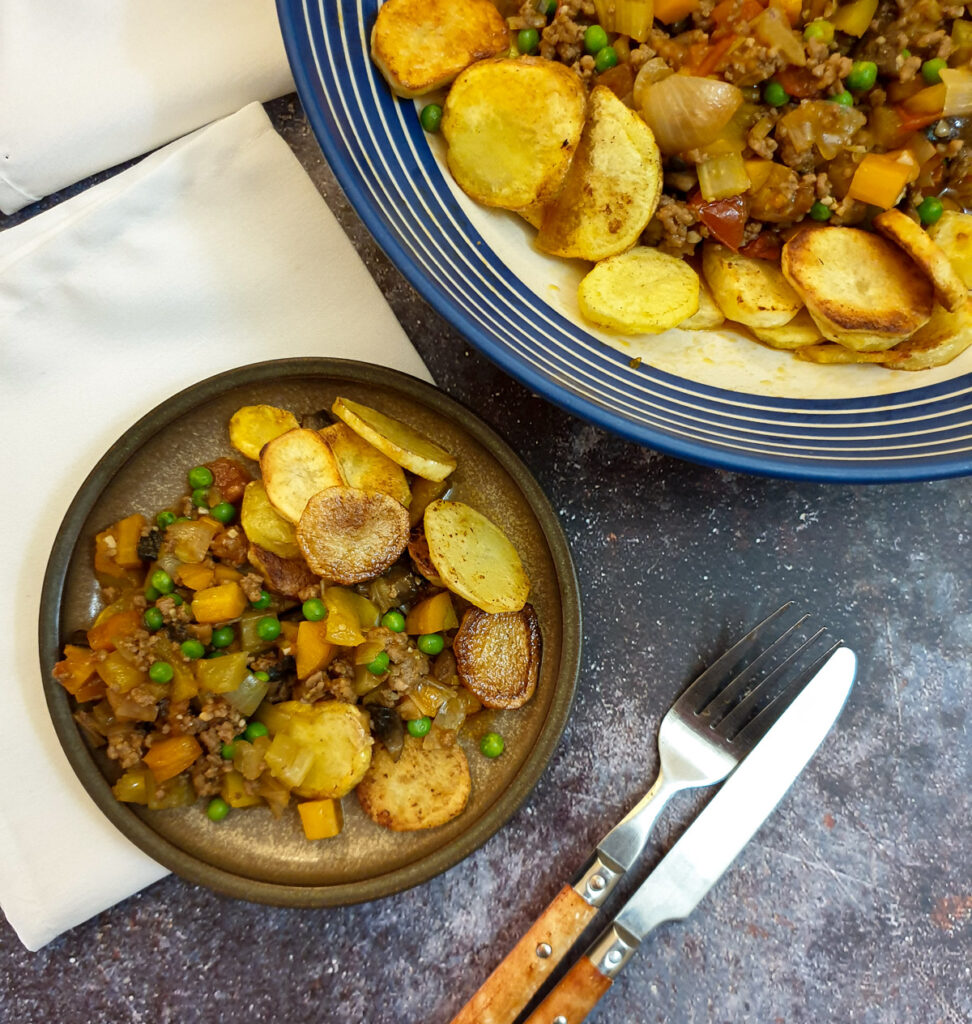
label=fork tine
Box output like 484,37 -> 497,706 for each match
697,614 -> 811,725
680,603 -> 794,712
731,640 -> 844,747
713,628 -> 829,742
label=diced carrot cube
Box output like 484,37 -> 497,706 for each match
87,609 -> 141,651
405,591 -> 458,635
114,514 -> 147,569
213,564 -> 244,584
177,561 -> 216,590
653,0 -> 700,21
297,799 -> 343,840
296,620 -> 335,679
53,645 -> 99,695
143,734 -> 203,783
190,582 -> 247,623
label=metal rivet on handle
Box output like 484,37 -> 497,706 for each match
536,942 -> 552,959
589,874 -> 606,891
553,1017 -> 568,1024
606,950 -> 622,967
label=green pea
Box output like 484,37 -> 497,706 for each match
250,589 -> 272,610
541,0 -> 556,14
148,661 -> 174,684
900,49 -> 911,59
762,80 -> 790,107
210,502 -> 235,525
143,607 -> 164,631
253,670 -> 270,682
256,616 -> 281,641
594,45 -> 618,73
211,625 -> 235,648
150,569 -> 174,595
171,594 -> 184,606
417,633 -> 445,655
205,650 -> 226,659
191,487 -> 210,508
517,28 -> 540,54
244,721 -> 269,742
366,651 -> 390,676
846,60 -> 877,91
809,201 -> 832,221
921,58 -> 947,85
803,20 -> 832,42
206,797 -> 230,822
381,610 -> 406,633
584,24 -> 608,55
187,465 -> 214,490
419,104 -> 442,133
480,732 -> 505,758
407,716 -> 432,738
220,742 -> 236,760
144,585 -> 161,603
180,639 -> 206,660
829,90 -> 854,106
156,510 -> 176,529
917,196 -> 944,226
302,598 -> 327,621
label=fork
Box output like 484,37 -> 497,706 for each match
450,603 -> 833,1024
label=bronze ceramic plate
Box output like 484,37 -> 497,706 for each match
39,359 -> 581,906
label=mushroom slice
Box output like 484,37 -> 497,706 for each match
454,604 -> 541,709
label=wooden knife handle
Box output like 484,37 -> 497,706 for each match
450,885 -> 598,1024
521,954 -> 613,1024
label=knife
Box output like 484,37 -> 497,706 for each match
520,644 -> 857,1024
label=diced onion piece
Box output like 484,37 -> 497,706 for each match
632,58 -> 673,113
698,151 -> 751,201
942,69 -> 972,117
594,0 -> 654,42
754,7 -> 806,66
223,673 -> 270,717
638,75 -> 743,155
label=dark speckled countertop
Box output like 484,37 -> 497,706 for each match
2,98 -> 970,1024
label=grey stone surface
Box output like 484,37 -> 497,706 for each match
1,97 -> 970,1024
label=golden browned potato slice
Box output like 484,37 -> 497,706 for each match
882,299 -> 972,371
442,57 -> 586,211
536,85 -> 663,261
297,486 -> 409,584
751,309 -> 823,350
319,422 -> 411,508
703,242 -> 803,330
408,476 -> 450,528
331,397 -> 456,481
678,278 -> 725,331
248,542 -> 320,598
424,500 -> 530,613
929,211 -> 972,289
517,201 -> 546,230
229,405 -> 300,461
370,0 -> 510,99
578,247 -> 699,334
260,428 -> 344,524
454,605 -> 541,709
796,344 -> 888,365
782,226 -> 934,351
240,481 -> 301,559
873,209 -> 967,313
407,523 -> 444,585
356,734 -> 471,831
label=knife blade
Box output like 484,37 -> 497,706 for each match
522,644 -> 857,1024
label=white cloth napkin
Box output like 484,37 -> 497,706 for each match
0,101 -> 431,951
0,0 -> 295,214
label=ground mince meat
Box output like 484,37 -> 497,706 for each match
106,726 -> 146,769
239,572 -> 266,603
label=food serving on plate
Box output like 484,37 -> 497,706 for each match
370,0 -> 972,370
53,398 -> 540,840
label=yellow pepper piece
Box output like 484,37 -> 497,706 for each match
112,769 -> 151,804
297,798 -> 344,840
191,582 -> 247,623
221,769 -> 263,808
176,561 -> 215,591
831,0 -> 878,37
114,514 -> 148,569
324,587 -> 366,646
214,563 -> 244,584
405,591 -> 458,635
143,734 -> 203,783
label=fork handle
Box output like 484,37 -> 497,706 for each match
520,954 -> 613,1024
449,885 -> 598,1024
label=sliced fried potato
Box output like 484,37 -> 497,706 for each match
424,500 -> 529,613
795,344 -> 889,365
873,209 -> 967,313
782,226 -> 933,350
678,278 -> 725,331
578,247 -> 699,334
454,604 -> 541,709
882,299 -> 972,371
409,476 -> 450,528
260,428 -> 344,524
240,481 -> 300,559
356,734 -> 470,831
929,211 -> 972,289
248,542 -> 320,598
442,56 -> 587,210
370,0 -> 510,99
319,422 -> 411,508
331,397 -> 456,482
751,309 -> 823,350
297,486 -> 409,584
229,405 -> 300,461
536,85 -> 663,261
408,523 -> 444,585
703,242 -> 803,330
